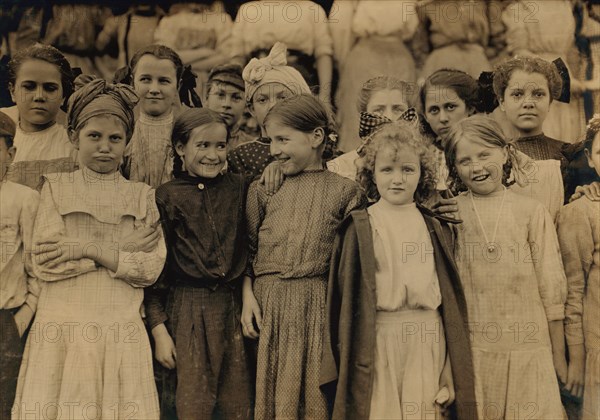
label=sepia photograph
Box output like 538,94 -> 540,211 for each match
0,0 -> 599,419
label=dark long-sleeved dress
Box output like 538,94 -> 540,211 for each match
144,172 -> 253,420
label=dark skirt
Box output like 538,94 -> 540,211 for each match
159,285 -> 254,420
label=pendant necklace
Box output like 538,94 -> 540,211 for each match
469,186 -> 507,254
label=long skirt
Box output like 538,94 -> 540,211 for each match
253,276 -> 329,420
369,310 -> 446,420
335,36 -> 417,152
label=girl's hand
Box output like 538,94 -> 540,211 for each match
259,161 -> 284,196
570,182 -> 600,202
119,226 -> 160,253
241,288 -> 262,339
565,344 -> 585,399
431,196 -> 459,219
152,324 -> 177,370
437,355 -> 455,417
554,351 -> 568,384
32,235 -> 84,267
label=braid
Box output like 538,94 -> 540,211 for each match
172,151 -> 184,179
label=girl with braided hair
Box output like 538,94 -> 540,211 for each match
144,107 -> 253,419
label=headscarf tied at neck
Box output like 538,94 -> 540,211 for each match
242,42 -> 311,102
67,78 -> 139,135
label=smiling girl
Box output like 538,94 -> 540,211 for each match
145,108 -> 253,419
242,94 -> 366,419
13,79 -> 166,419
444,115 -> 567,420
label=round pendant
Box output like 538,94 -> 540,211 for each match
198,183 -> 205,190
487,243 -> 496,253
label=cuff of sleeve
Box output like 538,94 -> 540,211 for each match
24,294 -> 38,313
147,312 -> 169,331
314,47 -> 333,58
565,322 -> 585,346
110,251 -> 137,280
546,304 -> 565,322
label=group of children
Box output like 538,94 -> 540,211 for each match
0,30 -> 599,420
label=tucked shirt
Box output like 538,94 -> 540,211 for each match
246,170 -> 367,280
368,200 -> 441,311
145,172 -> 247,329
0,180 -> 40,311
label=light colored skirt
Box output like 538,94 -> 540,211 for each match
336,37 -> 417,152
370,309 -> 446,420
583,348 -> 600,420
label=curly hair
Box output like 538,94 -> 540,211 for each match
584,114 -> 600,152
444,115 -> 515,192
264,93 -> 339,161
171,108 -> 229,178
356,122 -> 437,204
8,44 -> 74,103
493,56 -> 562,102
357,76 -> 416,113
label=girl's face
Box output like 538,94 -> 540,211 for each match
176,122 -> 228,178
205,82 -> 246,128
251,83 -> 294,129
133,55 -> 178,117
74,115 -> 127,174
366,89 -> 408,121
10,59 -> 63,133
374,145 -> 420,206
266,119 -> 323,176
500,70 -> 551,137
0,139 -> 15,181
424,86 -> 471,139
453,136 -> 508,196
585,132 -> 600,177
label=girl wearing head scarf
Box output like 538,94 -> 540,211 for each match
12,79 -> 166,420
227,42 -> 311,184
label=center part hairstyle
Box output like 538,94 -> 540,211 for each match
357,76 -> 415,112
9,43 -> 75,106
419,68 -> 480,114
444,115 -> 525,192
263,93 -> 338,161
356,121 -> 437,203
171,108 -> 229,178
113,44 -> 202,107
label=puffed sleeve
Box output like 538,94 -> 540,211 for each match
556,201 -> 593,346
20,188 -> 41,312
528,202 -> 567,321
312,3 -> 333,58
32,182 -> 97,282
245,180 -> 269,279
109,188 -> 167,288
329,0 -> 358,69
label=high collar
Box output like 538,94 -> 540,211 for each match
139,111 -> 174,125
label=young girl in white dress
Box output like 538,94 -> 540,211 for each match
13,79 -> 166,419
